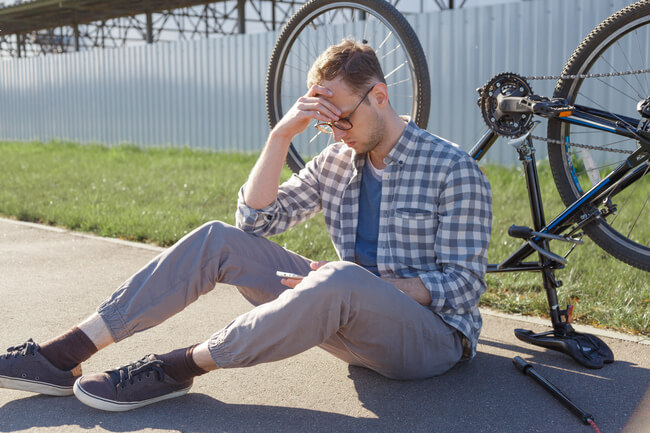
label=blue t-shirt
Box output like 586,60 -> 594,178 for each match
354,157 -> 382,276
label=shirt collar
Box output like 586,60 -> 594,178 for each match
384,116 -> 417,167
349,116 -> 417,170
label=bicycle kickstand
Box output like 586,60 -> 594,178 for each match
513,262 -> 614,369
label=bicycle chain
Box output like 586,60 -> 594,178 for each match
524,68 -> 650,81
530,135 -> 633,154
523,69 -> 648,153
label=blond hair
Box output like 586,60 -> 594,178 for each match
307,39 -> 386,96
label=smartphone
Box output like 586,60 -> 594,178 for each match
276,271 -> 305,279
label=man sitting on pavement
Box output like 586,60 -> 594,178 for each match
0,39 -> 492,412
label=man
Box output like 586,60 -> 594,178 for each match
0,39 -> 491,412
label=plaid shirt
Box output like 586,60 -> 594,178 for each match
236,120 -> 492,358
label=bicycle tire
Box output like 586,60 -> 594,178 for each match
266,0 -> 430,174
547,0 -> 650,271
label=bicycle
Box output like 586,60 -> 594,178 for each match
265,0 -> 650,369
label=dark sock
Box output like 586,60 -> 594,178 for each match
39,326 -> 98,371
157,344 -> 209,384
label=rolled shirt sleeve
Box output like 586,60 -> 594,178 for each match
235,154 -> 324,237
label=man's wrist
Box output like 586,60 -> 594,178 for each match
383,277 -> 432,306
268,126 -> 296,146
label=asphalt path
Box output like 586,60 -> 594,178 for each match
0,218 -> 648,433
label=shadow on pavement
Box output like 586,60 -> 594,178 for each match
0,393 -> 377,433
0,350 -> 647,433
351,347 -> 650,432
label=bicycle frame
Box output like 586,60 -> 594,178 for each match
468,104 -> 649,367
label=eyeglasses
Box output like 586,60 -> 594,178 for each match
315,84 -> 377,134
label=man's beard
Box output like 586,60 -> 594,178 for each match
356,110 -> 385,155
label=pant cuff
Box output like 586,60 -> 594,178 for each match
96,299 -> 133,343
207,327 -> 234,369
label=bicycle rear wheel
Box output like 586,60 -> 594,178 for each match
547,0 -> 650,271
266,0 -> 430,173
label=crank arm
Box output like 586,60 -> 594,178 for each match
526,240 -> 567,266
508,225 -> 584,244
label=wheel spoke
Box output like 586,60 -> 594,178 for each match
626,188 -> 649,241
633,30 -> 650,95
384,60 -> 408,79
380,44 -> 401,59
608,163 -> 650,237
592,75 -> 639,104
376,31 -> 393,53
387,77 -> 411,87
612,41 -> 647,99
282,61 -> 309,75
580,90 -> 640,132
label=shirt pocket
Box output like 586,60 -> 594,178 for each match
390,207 -> 438,269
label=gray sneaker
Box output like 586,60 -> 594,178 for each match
73,354 -> 192,412
0,338 -> 82,396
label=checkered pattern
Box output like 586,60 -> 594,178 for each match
236,120 -> 492,358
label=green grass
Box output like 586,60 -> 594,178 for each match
0,140 -> 648,336
0,141 -> 337,258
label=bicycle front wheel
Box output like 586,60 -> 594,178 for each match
266,0 -> 430,173
547,0 -> 650,271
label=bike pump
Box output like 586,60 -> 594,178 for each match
513,356 -> 601,432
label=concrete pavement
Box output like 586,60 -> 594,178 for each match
0,217 -> 648,433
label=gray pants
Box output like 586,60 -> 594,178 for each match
97,221 -> 462,380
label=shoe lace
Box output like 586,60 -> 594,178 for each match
1,338 -> 39,359
108,356 -> 168,389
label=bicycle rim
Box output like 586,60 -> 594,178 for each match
548,0 -> 650,270
266,0 -> 430,173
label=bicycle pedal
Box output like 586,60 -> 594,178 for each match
508,224 -> 533,239
531,98 -> 574,117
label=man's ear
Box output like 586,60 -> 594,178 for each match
372,82 -> 389,107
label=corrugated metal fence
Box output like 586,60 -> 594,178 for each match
1,33 -> 276,153
0,0 -> 638,163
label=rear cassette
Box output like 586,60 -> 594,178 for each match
478,73 -> 534,137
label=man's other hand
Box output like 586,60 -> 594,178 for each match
383,277 -> 432,306
280,260 -> 329,288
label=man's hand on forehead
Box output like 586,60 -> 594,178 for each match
305,84 -> 341,122
311,84 -> 340,100
270,84 -> 341,140
310,84 -> 333,98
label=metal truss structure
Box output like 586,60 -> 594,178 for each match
0,0 -> 462,58
0,1 -> 308,57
